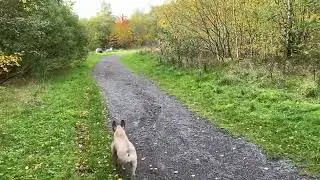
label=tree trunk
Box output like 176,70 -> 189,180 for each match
285,0 -> 294,58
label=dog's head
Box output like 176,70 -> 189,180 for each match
112,120 -> 125,132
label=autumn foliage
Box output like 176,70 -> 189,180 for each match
110,15 -> 133,48
84,7 -> 157,50
0,53 -> 22,79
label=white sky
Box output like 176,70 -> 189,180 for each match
74,0 -> 166,18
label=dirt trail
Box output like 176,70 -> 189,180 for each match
93,56 -> 310,180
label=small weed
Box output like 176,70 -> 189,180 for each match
218,74 -> 242,85
305,87 -> 320,98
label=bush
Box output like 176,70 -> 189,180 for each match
0,0 -> 88,82
218,74 -> 242,85
305,87 -> 320,98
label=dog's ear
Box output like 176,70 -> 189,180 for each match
120,120 -> 125,128
112,121 -> 117,132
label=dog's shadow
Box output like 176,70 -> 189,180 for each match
115,164 -> 136,180
112,151 -> 133,179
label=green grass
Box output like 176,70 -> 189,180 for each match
0,53 -> 115,179
121,52 -> 320,176
96,49 -> 139,57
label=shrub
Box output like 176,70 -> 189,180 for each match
0,0 -> 88,82
305,87 -> 320,98
218,74 -> 242,85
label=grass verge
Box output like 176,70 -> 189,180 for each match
121,52 -> 320,176
0,53 -> 114,179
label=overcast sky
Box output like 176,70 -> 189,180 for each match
74,0 -> 166,18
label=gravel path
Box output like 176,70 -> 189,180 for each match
93,56 -> 311,180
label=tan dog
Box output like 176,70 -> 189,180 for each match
111,120 -> 137,177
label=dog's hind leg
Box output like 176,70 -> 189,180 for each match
131,160 -> 137,177
111,143 -> 120,171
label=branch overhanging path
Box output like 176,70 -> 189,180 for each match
93,56 -> 310,180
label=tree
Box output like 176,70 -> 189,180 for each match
0,0 -> 88,82
152,0 -> 320,75
110,15 -> 133,48
83,1 -> 114,50
130,10 -> 157,47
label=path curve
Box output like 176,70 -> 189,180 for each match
94,56 -> 310,180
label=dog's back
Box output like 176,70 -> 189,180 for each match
112,120 -> 137,176
113,127 -> 137,164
